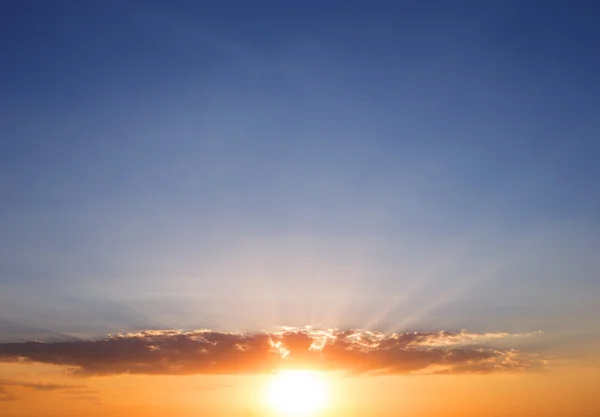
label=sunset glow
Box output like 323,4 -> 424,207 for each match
266,370 -> 329,416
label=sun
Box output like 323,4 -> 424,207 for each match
265,370 -> 329,416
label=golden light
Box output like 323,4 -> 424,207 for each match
265,370 -> 329,416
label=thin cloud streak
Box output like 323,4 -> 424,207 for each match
0,379 -> 90,403
0,379 -> 84,391
0,386 -> 16,402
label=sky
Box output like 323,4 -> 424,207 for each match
1,1 -> 600,416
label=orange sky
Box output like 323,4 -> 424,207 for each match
2,358 -> 600,417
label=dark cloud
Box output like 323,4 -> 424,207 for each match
0,328 -> 544,376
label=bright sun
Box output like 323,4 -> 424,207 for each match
265,370 -> 329,416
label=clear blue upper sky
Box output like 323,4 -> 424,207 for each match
1,1 -> 599,344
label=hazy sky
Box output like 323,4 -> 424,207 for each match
1,0 -> 599,348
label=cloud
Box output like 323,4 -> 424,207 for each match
0,386 -> 16,402
0,379 -> 84,391
0,379 -> 89,402
0,318 -> 82,343
65,394 -> 102,401
0,328 -> 544,376
63,393 -> 104,405
61,388 -> 104,404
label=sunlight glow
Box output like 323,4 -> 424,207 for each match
265,370 -> 329,417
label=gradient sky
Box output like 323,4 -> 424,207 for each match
1,1 -> 600,416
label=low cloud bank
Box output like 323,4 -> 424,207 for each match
0,328 -> 544,376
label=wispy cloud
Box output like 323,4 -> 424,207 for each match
61,387 -> 104,404
0,327 -> 544,376
0,378 -> 93,402
63,393 -> 104,405
0,386 -> 16,402
0,379 -> 84,391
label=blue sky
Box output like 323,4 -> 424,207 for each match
1,1 -> 599,347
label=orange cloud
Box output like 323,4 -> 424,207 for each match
0,328 -> 544,376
